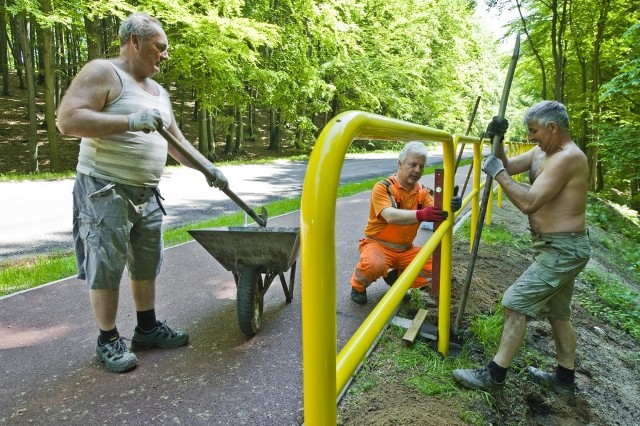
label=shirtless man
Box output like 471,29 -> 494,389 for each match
57,12 -> 228,373
452,101 -> 591,396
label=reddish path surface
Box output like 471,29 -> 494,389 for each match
0,166 -> 471,425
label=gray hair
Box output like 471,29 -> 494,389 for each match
398,141 -> 428,163
119,12 -> 162,46
523,100 -> 570,130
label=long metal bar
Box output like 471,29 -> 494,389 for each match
454,95 -> 481,175
158,127 -> 268,227
453,33 -> 521,334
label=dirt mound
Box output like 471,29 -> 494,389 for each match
338,201 -> 640,425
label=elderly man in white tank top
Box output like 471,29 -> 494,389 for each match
57,12 -> 227,373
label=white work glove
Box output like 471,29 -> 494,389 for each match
128,109 -> 163,132
481,154 -> 506,179
205,163 -> 229,190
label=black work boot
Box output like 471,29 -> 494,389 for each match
350,288 -> 367,304
527,366 -> 576,396
452,367 -> 504,391
383,269 -> 399,286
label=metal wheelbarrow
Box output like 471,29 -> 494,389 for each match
188,226 -> 300,337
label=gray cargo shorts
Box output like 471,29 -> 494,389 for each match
502,230 -> 591,321
72,173 -> 164,290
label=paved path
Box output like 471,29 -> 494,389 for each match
0,153 -> 435,262
0,159 -> 474,425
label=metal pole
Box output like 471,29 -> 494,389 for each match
454,95 -> 481,174
453,33 -> 521,335
158,126 -> 268,227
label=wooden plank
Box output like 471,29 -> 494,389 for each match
402,309 -> 428,345
391,316 -> 438,341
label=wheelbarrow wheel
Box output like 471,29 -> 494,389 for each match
236,267 -> 263,337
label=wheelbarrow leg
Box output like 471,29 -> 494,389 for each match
279,261 -> 296,303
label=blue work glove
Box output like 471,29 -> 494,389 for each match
485,116 -> 509,141
451,185 -> 462,212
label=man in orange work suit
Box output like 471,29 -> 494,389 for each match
350,141 -> 461,304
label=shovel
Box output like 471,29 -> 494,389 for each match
158,126 -> 268,227
453,33 -> 521,335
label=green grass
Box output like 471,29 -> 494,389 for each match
456,219 -> 529,250
0,253 -> 78,296
576,268 -> 640,341
0,170 -> 77,182
586,194 -> 640,280
346,197 -> 640,424
3,164 -> 440,297
1,157 -> 467,297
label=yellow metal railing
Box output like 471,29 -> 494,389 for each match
300,111 -> 490,425
300,110 -> 535,425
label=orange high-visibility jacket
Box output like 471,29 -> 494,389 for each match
364,175 -> 434,248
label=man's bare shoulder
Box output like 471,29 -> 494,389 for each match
547,142 -> 588,181
77,58 -> 114,75
554,142 -> 588,165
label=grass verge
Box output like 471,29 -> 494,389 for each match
0,160 -> 457,297
341,195 -> 640,424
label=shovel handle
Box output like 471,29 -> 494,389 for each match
157,126 -> 268,227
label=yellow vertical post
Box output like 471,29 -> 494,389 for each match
437,138 -> 455,356
301,112 -> 355,426
470,143 -> 482,252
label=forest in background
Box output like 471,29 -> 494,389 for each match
0,0 -> 638,211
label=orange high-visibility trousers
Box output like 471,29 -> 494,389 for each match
350,238 -> 432,292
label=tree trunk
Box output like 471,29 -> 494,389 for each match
234,107 -> 244,154
41,0 -> 59,171
550,0 -> 569,102
83,16 -> 103,60
587,0 -> 611,191
224,108 -> 234,155
248,94 -> 255,142
198,103 -> 208,158
586,145 -> 598,191
10,16 -> 24,88
268,109 -> 281,151
631,178 -> 640,212
206,110 -> 215,160
595,161 -> 604,192
16,12 -> 38,172
0,0 -> 10,95
516,0 -> 547,99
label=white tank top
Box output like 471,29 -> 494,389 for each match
76,60 -> 172,187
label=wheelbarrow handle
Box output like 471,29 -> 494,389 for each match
157,126 -> 268,227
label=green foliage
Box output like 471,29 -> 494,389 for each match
577,268 -> 640,341
590,123 -> 640,194
586,195 -> 640,278
600,21 -> 640,106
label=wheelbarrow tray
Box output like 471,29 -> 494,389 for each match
188,226 -> 300,274
188,226 -> 300,337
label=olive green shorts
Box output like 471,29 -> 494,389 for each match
502,231 -> 591,321
73,173 -> 164,290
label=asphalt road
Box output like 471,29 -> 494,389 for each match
0,151 -> 460,262
0,155 -> 475,425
